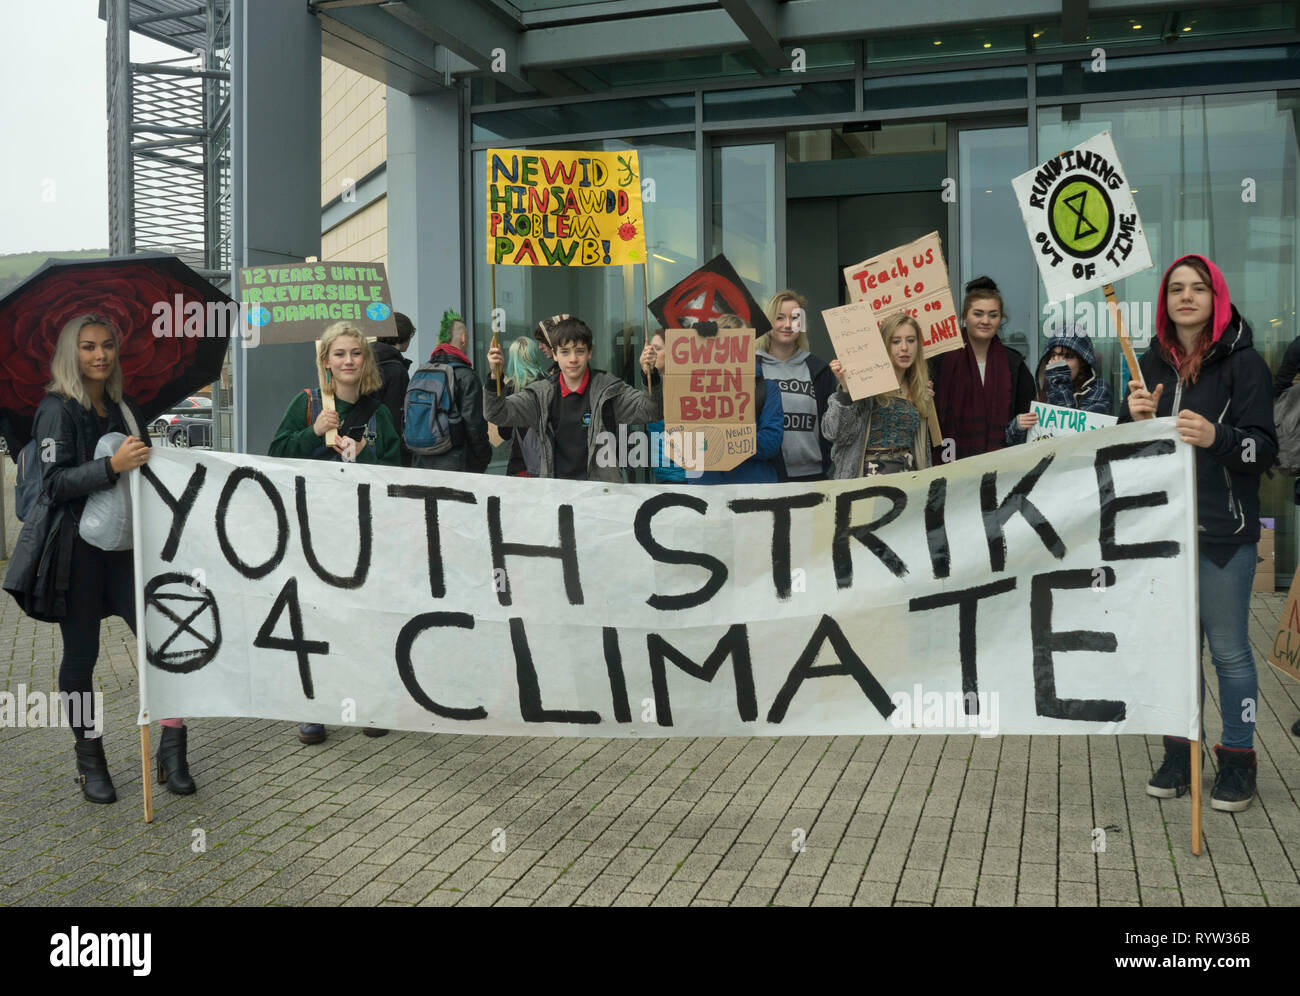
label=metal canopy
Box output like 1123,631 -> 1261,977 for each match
312,0 -> 1255,96
97,0 -> 212,51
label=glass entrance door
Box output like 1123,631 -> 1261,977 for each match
952,122 -> 1036,362
708,134 -> 783,307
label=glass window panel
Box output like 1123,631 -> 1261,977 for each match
866,65 -> 1027,111
703,80 -> 855,122
787,122 -> 946,163
710,143 -> 777,307
1037,47 -> 1300,98
472,135 -> 699,472
1175,3 -> 1298,41
1033,12 -> 1165,51
866,25 -> 1025,66
958,127 -> 1036,361
472,94 -> 694,142
1032,3 -> 1297,49
1039,92 -> 1300,575
577,51 -> 760,90
773,41 -> 857,76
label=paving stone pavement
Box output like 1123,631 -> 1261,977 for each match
2,574 -> 1299,907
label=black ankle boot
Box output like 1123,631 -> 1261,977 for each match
74,738 -> 117,804
157,725 -> 197,795
1146,735 -> 1192,798
1211,745 -> 1257,812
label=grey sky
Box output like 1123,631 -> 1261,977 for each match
0,1 -> 176,255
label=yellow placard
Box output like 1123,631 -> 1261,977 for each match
486,148 -> 645,266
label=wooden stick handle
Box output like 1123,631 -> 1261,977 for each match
491,265 -> 501,396
927,407 -> 943,448
1191,735 -> 1202,854
642,261 -> 653,385
315,338 -> 337,447
141,724 -> 154,824
1104,283 -> 1146,393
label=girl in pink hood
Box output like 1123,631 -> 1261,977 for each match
1122,254 -> 1277,812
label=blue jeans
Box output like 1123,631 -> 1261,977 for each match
1199,543 -> 1258,749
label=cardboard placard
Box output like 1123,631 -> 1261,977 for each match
1026,401 -> 1118,441
822,301 -> 899,401
1269,567 -> 1300,682
1254,528 -> 1275,594
486,148 -> 645,266
237,261 -> 396,346
842,232 -> 963,359
1011,130 -> 1153,304
649,254 -> 771,337
662,327 -> 756,473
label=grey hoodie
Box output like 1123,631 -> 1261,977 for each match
758,348 -> 823,477
483,368 -> 662,482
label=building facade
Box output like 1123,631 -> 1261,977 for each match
233,1 -> 1300,575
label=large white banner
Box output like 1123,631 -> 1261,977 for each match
131,419 -> 1198,739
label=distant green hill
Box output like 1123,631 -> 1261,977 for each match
0,250 -> 110,296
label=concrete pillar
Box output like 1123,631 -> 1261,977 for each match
230,0 -> 322,456
386,86 -> 464,364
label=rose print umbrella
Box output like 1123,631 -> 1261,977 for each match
0,253 -> 233,457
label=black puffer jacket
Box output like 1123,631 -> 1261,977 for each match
1119,255 -> 1276,547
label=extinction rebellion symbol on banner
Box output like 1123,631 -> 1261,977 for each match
1011,130 -> 1152,304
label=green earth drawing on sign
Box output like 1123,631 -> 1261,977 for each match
1047,177 -> 1114,258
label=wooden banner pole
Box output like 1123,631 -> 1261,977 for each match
1104,282 -> 1147,394
491,264 -> 500,396
1191,734 -> 1202,854
926,408 -> 943,448
140,725 -> 154,823
642,261 -> 653,385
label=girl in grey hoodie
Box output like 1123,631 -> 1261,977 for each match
757,289 -> 836,481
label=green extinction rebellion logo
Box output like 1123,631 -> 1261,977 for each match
1048,177 -> 1113,259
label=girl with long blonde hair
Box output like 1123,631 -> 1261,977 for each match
6,313 -> 199,803
823,312 -> 933,477
269,321 -> 398,466
268,321 -> 400,745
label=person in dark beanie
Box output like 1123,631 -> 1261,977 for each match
371,311 -> 414,463
1004,324 -> 1113,445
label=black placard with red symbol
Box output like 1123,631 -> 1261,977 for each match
648,254 -> 771,336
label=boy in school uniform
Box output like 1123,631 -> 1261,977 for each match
484,316 -> 660,483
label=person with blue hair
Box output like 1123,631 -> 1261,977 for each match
500,335 -> 550,476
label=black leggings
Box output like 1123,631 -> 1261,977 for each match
57,536 -> 135,740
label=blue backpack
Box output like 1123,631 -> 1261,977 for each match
404,361 -> 461,457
